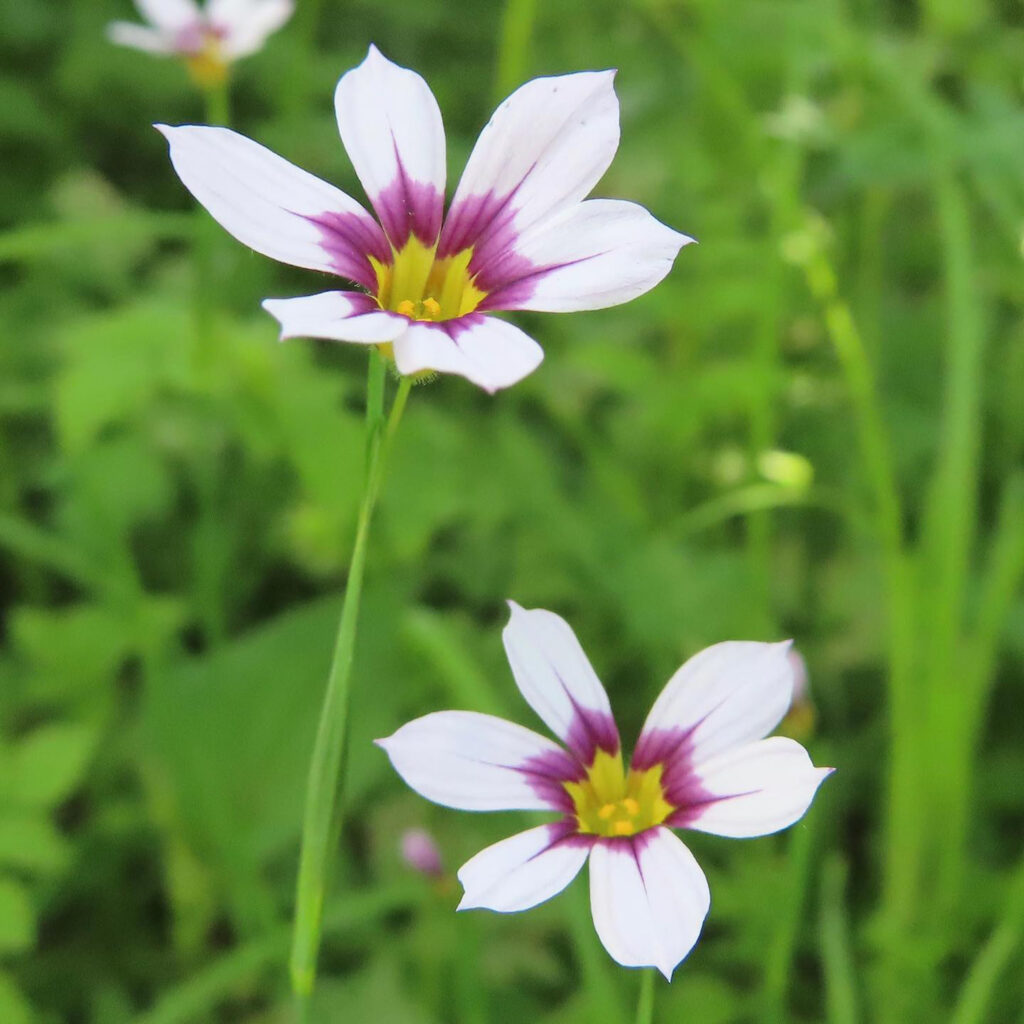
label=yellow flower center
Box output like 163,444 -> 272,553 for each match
186,33 -> 229,89
372,239 -> 486,321
564,749 -> 675,838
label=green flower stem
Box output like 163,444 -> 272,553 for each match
203,78 -> 231,127
291,352 -> 413,1010
634,970 -> 656,1024
495,0 -> 537,101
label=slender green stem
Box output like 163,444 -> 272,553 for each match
495,0 -> 538,101
634,970 -> 656,1024
290,355 -> 413,1011
820,856 -> 859,1024
203,79 -> 231,126
796,240 -> 917,939
568,882 -> 625,1024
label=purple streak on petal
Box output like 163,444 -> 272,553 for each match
373,162 -> 443,250
548,819 -> 597,851
517,747 -> 583,813
438,190 -> 516,261
593,828 -> 658,859
417,311 -> 487,343
565,703 -> 620,767
437,190 -> 539,298
306,210 -> 391,292
631,727 -> 713,817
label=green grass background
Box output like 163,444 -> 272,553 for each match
2,0 -> 1024,1020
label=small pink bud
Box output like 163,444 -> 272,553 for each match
781,648 -> 815,740
788,648 -> 809,706
400,828 -> 444,878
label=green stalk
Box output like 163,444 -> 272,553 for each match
495,0 -> 538,101
568,882 -> 625,1024
204,79 -> 231,127
761,819 -> 817,1017
820,856 -> 859,1024
290,354 -> 413,1009
634,970 -> 656,1024
187,82 -> 234,644
920,174 -> 985,912
796,236 -> 921,1023
797,238 -> 916,923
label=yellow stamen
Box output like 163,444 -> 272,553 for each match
564,749 -> 675,839
185,34 -> 229,89
376,240 -> 486,322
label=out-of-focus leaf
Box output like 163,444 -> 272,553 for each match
0,723 -> 97,810
0,814 -> 68,875
0,972 -> 33,1024
54,299 -> 191,452
0,879 -> 34,955
303,959 -> 436,1024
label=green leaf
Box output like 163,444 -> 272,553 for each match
0,814 -> 69,875
0,879 -> 34,955
0,972 -> 33,1024
0,723 -> 97,810
54,299 -> 191,452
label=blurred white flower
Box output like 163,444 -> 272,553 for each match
378,603 -> 833,979
108,0 -> 294,83
156,46 -> 693,392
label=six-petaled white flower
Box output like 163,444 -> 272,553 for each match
156,46 -> 693,392
108,0 -> 294,83
378,603 -> 833,979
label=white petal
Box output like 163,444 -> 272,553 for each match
262,291 -> 408,344
391,315 -> 542,393
679,737 -> 834,838
484,200 -> 693,312
376,711 -> 579,812
213,0 -> 294,58
458,824 -> 591,912
501,603 -> 619,764
633,641 -> 796,773
133,0 -> 200,31
107,22 -> 176,53
589,828 -> 710,980
439,71 -> 618,265
156,124 -> 389,291
335,46 -> 446,248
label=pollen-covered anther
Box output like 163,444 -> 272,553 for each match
565,749 -> 675,839
395,297 -> 443,321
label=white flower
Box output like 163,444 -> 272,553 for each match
378,604 -> 833,979
108,0 -> 293,77
156,46 -> 693,392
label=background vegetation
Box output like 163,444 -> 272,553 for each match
2,0 -> 1024,1020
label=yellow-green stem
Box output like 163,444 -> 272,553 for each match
290,353 -> 413,1012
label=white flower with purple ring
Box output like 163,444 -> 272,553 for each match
108,0 -> 294,80
156,46 -> 694,392
378,603 -> 833,979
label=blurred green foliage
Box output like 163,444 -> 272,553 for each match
2,0 -> 1024,1021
